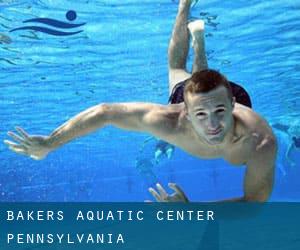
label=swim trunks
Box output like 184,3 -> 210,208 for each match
168,79 -> 252,108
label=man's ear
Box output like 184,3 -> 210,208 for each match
184,105 -> 190,120
231,97 -> 236,108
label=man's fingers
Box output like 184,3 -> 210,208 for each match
9,144 -> 26,151
7,131 -> 28,145
30,155 -> 41,160
15,127 -> 30,140
8,146 -> 27,155
4,140 -> 27,150
4,139 -> 16,147
4,140 -> 23,148
148,187 -> 161,202
4,140 -> 27,153
12,148 -> 26,154
168,183 -> 186,198
156,183 -> 168,199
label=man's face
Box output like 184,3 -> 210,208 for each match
185,86 -> 234,145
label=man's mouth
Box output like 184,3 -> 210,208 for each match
207,127 -> 222,135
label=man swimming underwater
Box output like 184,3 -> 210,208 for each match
4,0 -> 277,202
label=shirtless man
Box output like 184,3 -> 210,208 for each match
4,0 -> 277,202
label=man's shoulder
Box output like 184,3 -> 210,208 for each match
229,104 -> 276,166
233,103 -> 275,145
142,103 -> 188,144
146,103 -> 185,130
234,104 -> 269,130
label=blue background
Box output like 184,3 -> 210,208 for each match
0,0 -> 299,201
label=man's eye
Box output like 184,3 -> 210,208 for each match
196,112 -> 206,116
216,109 -> 225,114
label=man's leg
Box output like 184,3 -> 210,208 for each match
188,20 -> 208,73
168,0 -> 192,95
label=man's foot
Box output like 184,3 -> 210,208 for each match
166,147 -> 174,159
179,0 -> 192,8
188,19 -> 205,36
154,149 -> 163,164
187,20 -> 205,47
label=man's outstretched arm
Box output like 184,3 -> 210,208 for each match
243,135 -> 277,201
4,103 -> 177,160
223,134 -> 277,202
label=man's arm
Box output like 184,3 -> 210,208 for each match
216,134 -> 277,202
242,135 -> 277,202
48,103 -> 174,147
5,103 -> 178,160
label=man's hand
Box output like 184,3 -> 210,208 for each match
4,127 -> 51,160
148,183 -> 189,202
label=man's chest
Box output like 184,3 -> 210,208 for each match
223,136 -> 254,166
177,134 -> 253,165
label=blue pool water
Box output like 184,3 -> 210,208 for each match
0,0 -> 299,201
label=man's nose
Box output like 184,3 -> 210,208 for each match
208,116 -> 219,129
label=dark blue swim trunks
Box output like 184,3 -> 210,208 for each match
168,79 -> 252,108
